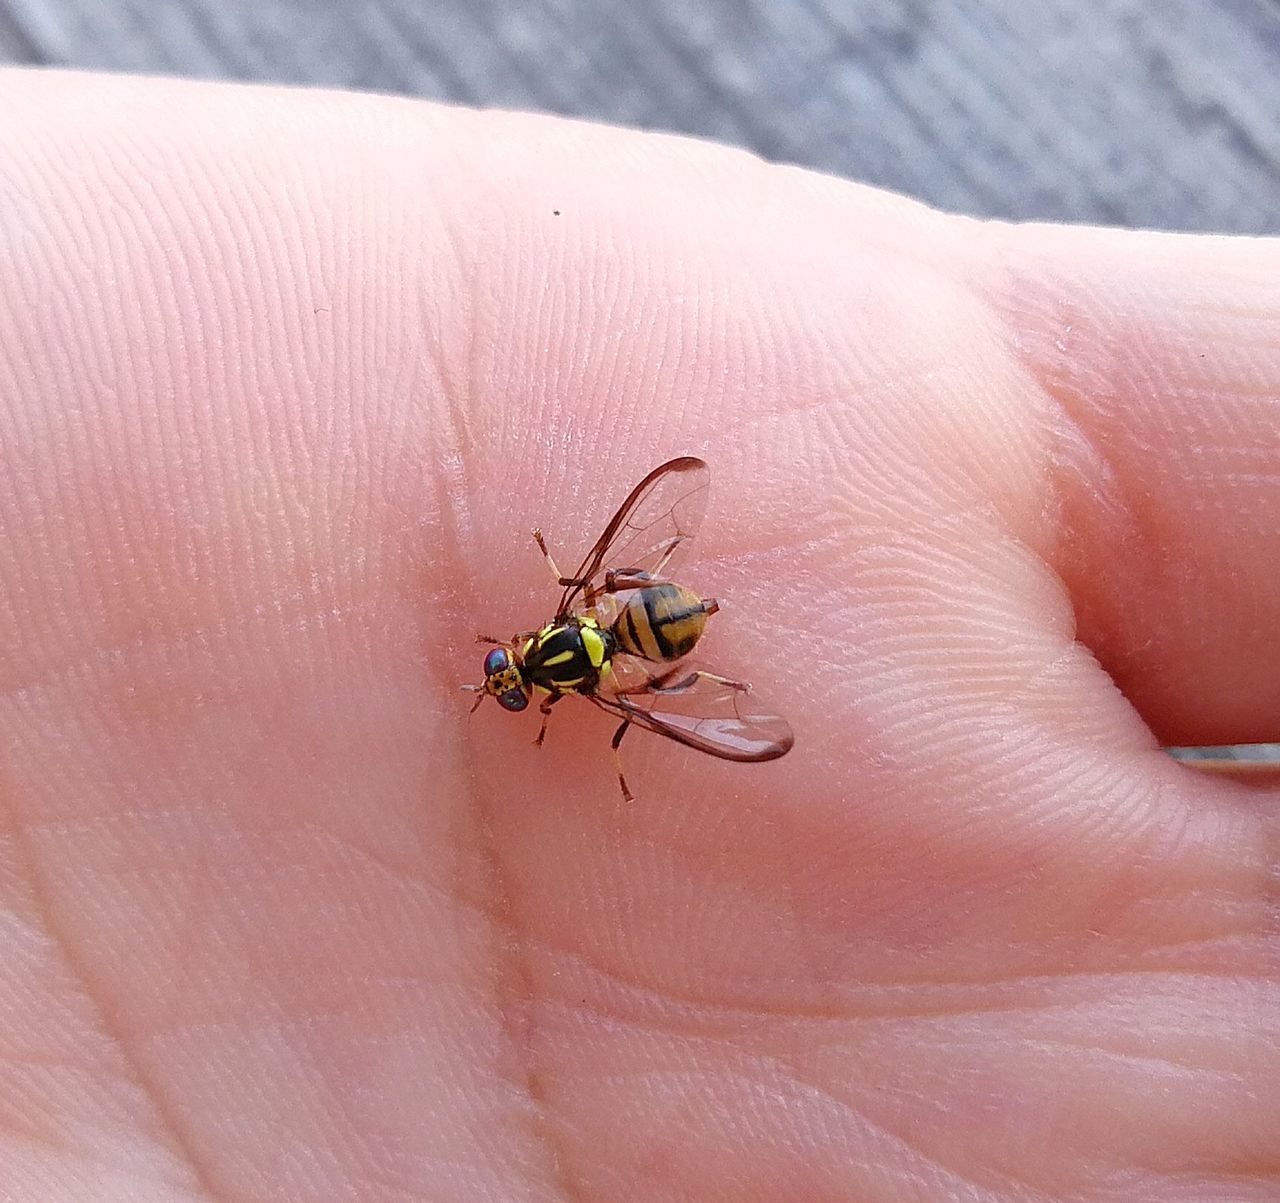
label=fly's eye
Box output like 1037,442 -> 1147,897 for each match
498,689 -> 528,712
484,648 -> 510,677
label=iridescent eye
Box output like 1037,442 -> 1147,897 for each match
484,647 -> 510,676
498,689 -> 528,712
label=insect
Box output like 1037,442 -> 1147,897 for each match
463,456 -> 793,800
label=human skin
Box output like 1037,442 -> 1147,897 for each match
0,68 -> 1276,1202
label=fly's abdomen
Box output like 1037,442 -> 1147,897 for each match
612,583 -> 717,662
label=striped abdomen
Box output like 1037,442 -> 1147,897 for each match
611,583 -> 717,662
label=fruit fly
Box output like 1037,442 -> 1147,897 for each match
463,456 -> 793,800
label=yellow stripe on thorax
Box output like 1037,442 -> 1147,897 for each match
580,624 -> 607,669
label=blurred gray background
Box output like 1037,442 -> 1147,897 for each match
0,0 -> 1277,234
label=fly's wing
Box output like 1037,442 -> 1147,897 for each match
592,664 -> 794,762
557,457 -> 709,617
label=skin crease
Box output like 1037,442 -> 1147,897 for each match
0,68 -> 1276,1203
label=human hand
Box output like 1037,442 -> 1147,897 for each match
0,71 -> 1275,1201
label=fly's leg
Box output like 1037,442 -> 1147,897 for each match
595,536 -> 687,595
476,630 -> 538,648
601,569 -> 670,593
649,534 -> 686,577
531,529 -> 564,582
600,572 -> 721,621
534,693 -> 563,748
611,720 -> 634,802
665,669 -> 749,693
586,569 -> 670,611
619,668 -> 749,697
533,529 -> 591,589
612,664 -> 683,696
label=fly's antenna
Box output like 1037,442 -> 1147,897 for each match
460,684 -> 486,714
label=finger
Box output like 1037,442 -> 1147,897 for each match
0,68 -> 1275,1202
445,119 -> 1274,1192
979,223 -> 1280,746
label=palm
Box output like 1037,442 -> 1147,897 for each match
0,71 -> 1275,1201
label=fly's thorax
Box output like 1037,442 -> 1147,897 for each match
522,616 -> 614,694
611,582 -> 714,661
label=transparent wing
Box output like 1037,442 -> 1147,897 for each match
592,663 -> 794,763
557,457 -> 709,617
